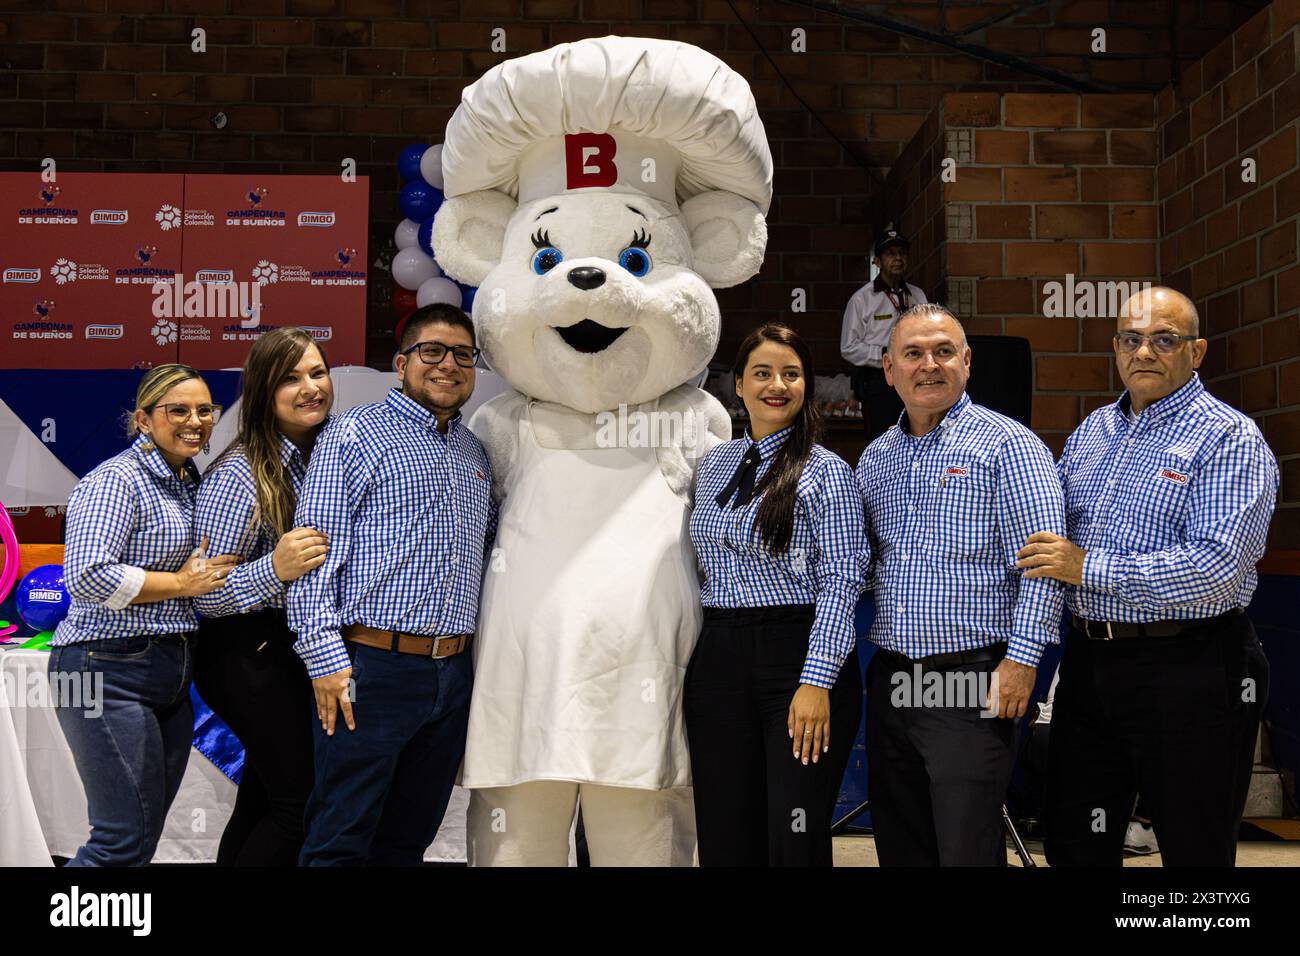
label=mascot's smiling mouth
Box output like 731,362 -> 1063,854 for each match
554,319 -> 628,353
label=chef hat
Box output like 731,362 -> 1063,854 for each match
440,36 -> 773,214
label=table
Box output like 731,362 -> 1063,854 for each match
0,647 -> 468,866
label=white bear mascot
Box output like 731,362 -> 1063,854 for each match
432,35 -> 772,866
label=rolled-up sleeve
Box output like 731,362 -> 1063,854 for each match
63,470 -> 147,611
801,460 -> 869,688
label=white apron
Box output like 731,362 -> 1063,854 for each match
462,398 -> 701,791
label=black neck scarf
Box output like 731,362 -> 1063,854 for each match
715,443 -> 762,510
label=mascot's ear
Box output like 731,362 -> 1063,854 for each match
681,190 -> 768,290
430,190 -> 517,287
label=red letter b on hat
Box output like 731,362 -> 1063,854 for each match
565,133 -> 617,190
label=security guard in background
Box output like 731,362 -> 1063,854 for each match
840,225 -> 928,444
1018,286 -> 1278,867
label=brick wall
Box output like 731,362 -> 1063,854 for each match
1156,0 -> 1300,547
887,90 -> 1159,458
0,0 -> 1265,368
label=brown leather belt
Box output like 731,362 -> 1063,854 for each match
343,624 -> 472,659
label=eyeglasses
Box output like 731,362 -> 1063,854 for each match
402,340 -> 481,368
1114,331 -> 1198,354
152,403 -> 222,424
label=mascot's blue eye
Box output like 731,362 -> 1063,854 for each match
532,247 -> 563,275
618,247 -> 651,277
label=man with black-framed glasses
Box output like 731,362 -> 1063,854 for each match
1017,286 -> 1278,867
288,303 -> 496,865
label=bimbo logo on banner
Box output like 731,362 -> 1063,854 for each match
86,324 -> 124,340
3,268 -> 40,283
91,209 -> 129,225
298,211 -> 336,227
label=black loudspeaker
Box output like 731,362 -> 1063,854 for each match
965,335 -> 1032,427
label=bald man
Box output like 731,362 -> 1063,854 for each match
1018,287 -> 1279,867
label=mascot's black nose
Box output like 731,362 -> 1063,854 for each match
567,266 -> 606,290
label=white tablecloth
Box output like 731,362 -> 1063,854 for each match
0,647 -> 468,865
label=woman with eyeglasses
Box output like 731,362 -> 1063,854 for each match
685,323 -> 868,866
192,328 -> 333,866
49,364 -> 240,866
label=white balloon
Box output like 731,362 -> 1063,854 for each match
420,144 -> 444,190
392,247 -> 438,291
415,275 -> 461,308
394,218 -> 420,250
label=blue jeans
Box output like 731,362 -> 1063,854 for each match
300,642 -> 472,866
48,634 -> 194,867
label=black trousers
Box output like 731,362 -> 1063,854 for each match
862,366 -> 903,445
684,605 -> 862,867
865,645 -> 1016,866
193,609 -> 315,867
1044,612 -> 1268,867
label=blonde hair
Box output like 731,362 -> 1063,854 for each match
128,364 -> 205,437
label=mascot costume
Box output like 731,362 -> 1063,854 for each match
433,36 -> 772,866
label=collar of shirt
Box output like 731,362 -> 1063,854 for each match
132,432 -> 199,487
275,431 -> 307,472
745,423 -> 794,461
895,391 -> 971,444
872,274 -> 908,296
384,387 -> 462,435
1113,372 -> 1203,432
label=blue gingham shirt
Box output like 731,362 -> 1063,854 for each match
193,435 -> 307,617
691,426 -> 868,689
1062,372 -> 1278,622
52,433 -> 200,645
856,393 -> 1065,667
287,388 -> 495,679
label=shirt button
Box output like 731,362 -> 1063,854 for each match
896,605 -> 904,614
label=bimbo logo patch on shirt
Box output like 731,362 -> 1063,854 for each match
1158,468 -> 1188,484
944,466 -> 968,477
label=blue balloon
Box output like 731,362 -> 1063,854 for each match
459,284 -> 477,312
397,143 -> 428,183
17,564 -> 70,633
417,217 -> 435,257
399,181 -> 443,223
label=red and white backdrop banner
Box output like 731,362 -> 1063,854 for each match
0,172 -> 369,370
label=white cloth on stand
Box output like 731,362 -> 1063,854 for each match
0,648 -> 470,864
